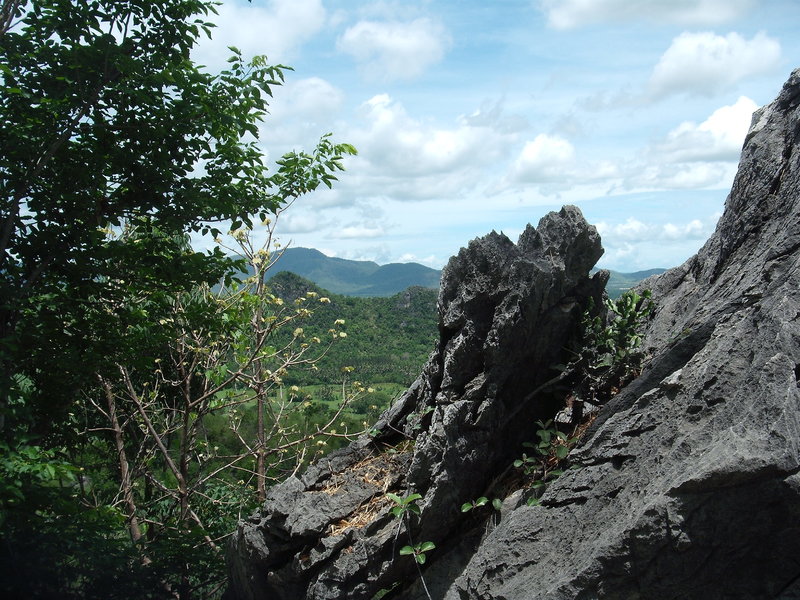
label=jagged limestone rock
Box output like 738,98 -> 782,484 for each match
450,68 -> 800,600
226,206 -> 607,600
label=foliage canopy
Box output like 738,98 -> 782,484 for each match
0,1 -> 355,597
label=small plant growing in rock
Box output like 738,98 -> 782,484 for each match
550,289 -> 655,426
388,492 -> 422,518
580,289 -> 654,390
514,419 -> 578,503
461,496 -> 503,513
399,541 -> 436,565
387,492 -> 434,599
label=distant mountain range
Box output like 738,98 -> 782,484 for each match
256,247 -> 667,298
599,268 -> 668,298
259,247 -> 441,297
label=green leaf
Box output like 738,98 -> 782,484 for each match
399,546 -> 414,556
461,502 -> 474,512
491,498 -> 503,511
419,541 -> 436,552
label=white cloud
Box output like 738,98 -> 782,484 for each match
340,94 -> 517,200
398,252 -> 439,267
268,77 -> 345,122
505,134 -> 619,190
596,217 -> 709,243
510,134 -> 575,182
624,162 -> 736,190
621,96 -> 757,191
337,18 -> 451,81
540,0 -> 756,29
194,0 -> 326,70
277,212 -> 323,234
333,224 -> 386,239
652,96 -> 758,162
594,215 -> 716,270
648,31 -> 780,98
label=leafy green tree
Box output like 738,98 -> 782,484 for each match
0,0 -> 354,435
0,0 -> 355,597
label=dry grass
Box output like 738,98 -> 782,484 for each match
329,494 -> 393,536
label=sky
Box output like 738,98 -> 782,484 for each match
192,0 -> 800,273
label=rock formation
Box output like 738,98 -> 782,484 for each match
228,68 -> 800,599
227,205 -> 608,599
450,68 -> 800,599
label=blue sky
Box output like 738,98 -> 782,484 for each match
193,0 -> 800,272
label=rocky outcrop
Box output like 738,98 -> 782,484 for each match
229,69 -> 800,600
226,206 -> 608,599
449,68 -> 800,599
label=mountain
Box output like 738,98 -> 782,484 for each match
601,267 -> 668,298
260,247 -> 441,297
258,247 -> 665,298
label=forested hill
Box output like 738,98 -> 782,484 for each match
601,268 -> 667,298
261,247 -> 442,297
267,271 -> 439,386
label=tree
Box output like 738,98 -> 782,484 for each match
0,0 -> 354,434
79,221 -> 363,598
0,1 -> 355,597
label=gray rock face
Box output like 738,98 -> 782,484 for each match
450,68 -> 800,599
226,206 -> 607,600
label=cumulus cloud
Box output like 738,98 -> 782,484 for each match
652,96 -> 758,162
594,215 -> 716,270
337,18 -> 451,81
268,77 -> 345,122
505,134 -> 619,190
194,0 -> 326,70
596,217 -> 709,243
339,94 -> 518,200
510,134 -> 575,182
621,96 -> 757,191
540,0 -> 755,29
332,224 -> 387,239
648,31 -> 780,99
624,162 -> 735,190
277,212 -> 324,234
